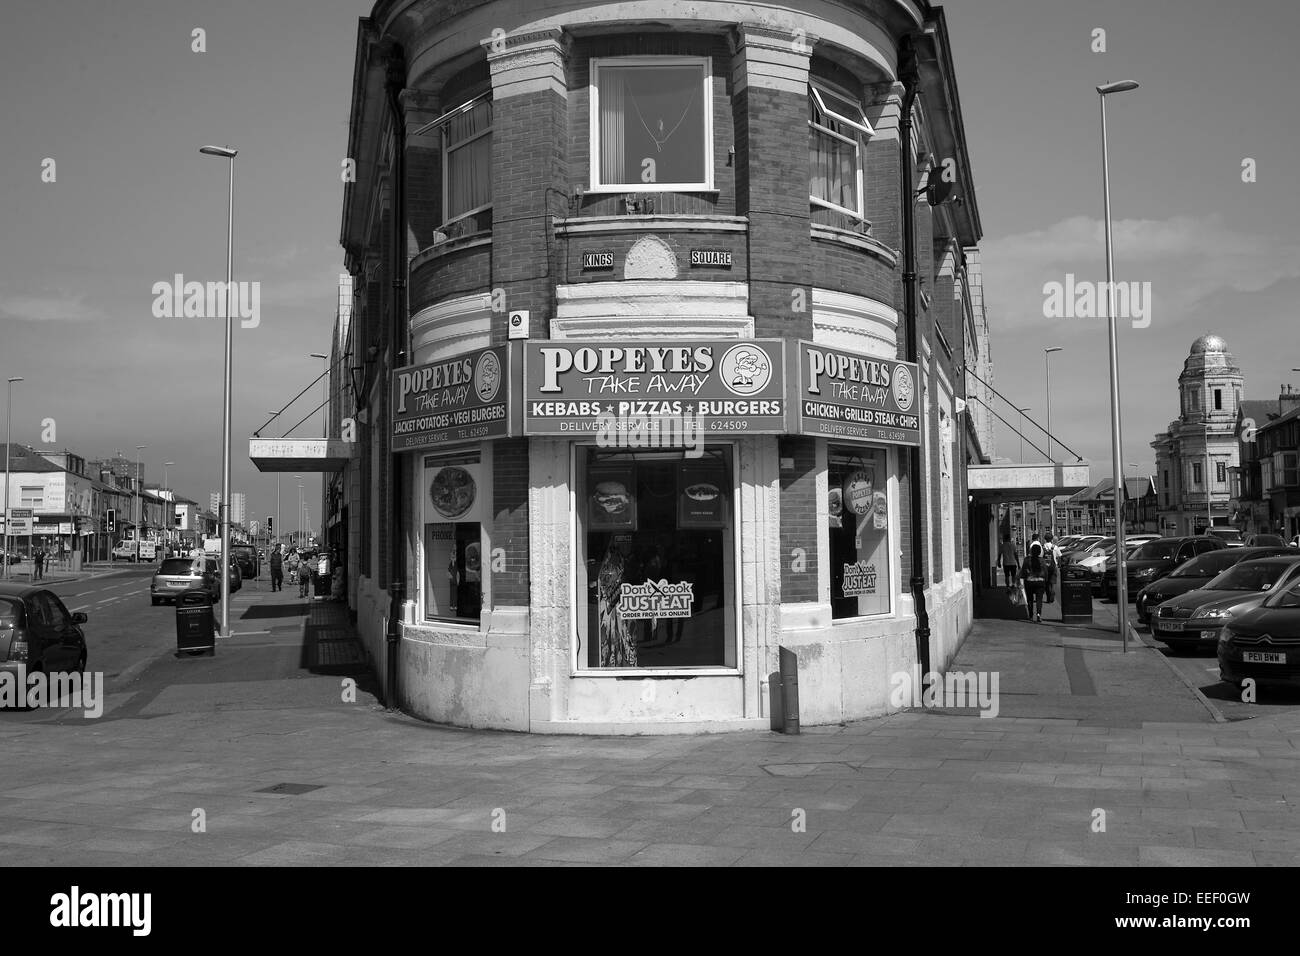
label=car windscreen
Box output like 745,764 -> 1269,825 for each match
1205,561 -> 1293,592
160,559 -> 196,574
1168,550 -> 1240,578
1251,536 -> 1285,547
1263,578 -> 1300,609
1132,541 -> 1178,560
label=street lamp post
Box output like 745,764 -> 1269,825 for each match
1098,79 -> 1139,651
135,445 -> 147,554
163,461 -> 174,555
1045,346 -> 1063,535
200,143 -> 238,639
295,475 -> 303,549
1017,406 -> 1031,462
1205,423 -> 1213,533
2,377 -> 22,580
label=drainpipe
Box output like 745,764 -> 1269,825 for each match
383,45 -> 408,711
899,37 -> 931,677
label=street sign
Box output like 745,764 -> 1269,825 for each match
8,509 -> 32,535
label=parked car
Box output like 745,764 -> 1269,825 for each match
1104,535 -> 1228,602
1135,546 -> 1298,623
1244,533 -> 1287,548
151,556 -> 221,606
0,550 -> 21,566
1078,537 -> 1161,593
230,543 -> 260,581
1060,535 -> 1106,564
0,584 -> 88,691
1205,528 -> 1245,548
1153,556 -> 1300,652
225,555 -> 242,594
1218,576 -> 1300,691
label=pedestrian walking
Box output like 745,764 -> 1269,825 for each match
33,548 -> 44,581
269,544 -> 284,592
1042,531 -> 1061,604
998,533 -> 1019,590
298,550 -> 313,599
1020,541 -> 1047,622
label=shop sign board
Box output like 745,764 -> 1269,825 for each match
794,342 -> 921,447
391,345 -> 515,451
8,508 -> 32,535
523,340 -> 786,435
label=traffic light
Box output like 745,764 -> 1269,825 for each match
266,516 -> 273,538
106,509 -> 116,534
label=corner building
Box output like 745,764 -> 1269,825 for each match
341,0 -> 992,732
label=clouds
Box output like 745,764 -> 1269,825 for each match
0,291 -> 103,323
981,214 -> 1300,332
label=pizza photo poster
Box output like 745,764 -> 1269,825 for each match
426,461 -> 483,525
588,465 -> 636,531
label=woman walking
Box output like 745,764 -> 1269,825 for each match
998,533 -> 1020,590
1020,540 -> 1047,622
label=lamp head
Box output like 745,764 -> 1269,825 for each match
1097,80 -> 1139,95
200,145 -> 239,158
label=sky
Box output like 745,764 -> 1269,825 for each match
1,0 -> 1297,522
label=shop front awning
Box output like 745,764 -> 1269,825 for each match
967,461 -> 1092,504
249,439 -> 351,473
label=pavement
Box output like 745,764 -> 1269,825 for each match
1,583 -> 1298,866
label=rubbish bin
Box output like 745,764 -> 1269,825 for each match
1060,565 -> 1093,624
314,566 -> 330,598
176,587 -> 216,655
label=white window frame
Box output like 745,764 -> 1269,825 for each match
440,93 -> 493,232
418,443 -> 492,631
568,440 -> 742,677
808,79 -> 872,220
826,442 -> 900,623
589,56 -> 714,194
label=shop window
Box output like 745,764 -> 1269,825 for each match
422,451 -> 485,624
441,95 -> 492,236
828,446 -> 892,619
808,80 -> 871,219
575,445 -> 735,670
590,57 -> 713,192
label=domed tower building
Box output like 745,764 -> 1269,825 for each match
1152,335 -> 1244,536
338,0 -> 992,731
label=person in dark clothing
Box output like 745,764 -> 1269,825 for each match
1020,541 -> 1047,622
269,545 -> 284,592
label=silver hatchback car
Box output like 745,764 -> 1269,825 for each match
151,556 -> 220,606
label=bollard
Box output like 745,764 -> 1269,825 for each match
779,646 -> 799,735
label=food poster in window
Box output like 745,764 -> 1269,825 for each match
830,448 -> 891,618
588,465 -> 636,531
678,464 -> 726,528
423,456 -> 483,622
580,448 -> 733,669
427,462 -> 482,524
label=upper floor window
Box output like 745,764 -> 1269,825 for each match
443,95 -> 493,231
1216,461 -> 1226,483
590,57 -> 713,192
809,80 -> 872,219
1190,390 -> 1200,410
1214,388 -> 1223,411
1193,461 -> 1203,486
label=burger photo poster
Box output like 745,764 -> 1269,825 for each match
588,466 -> 636,531
678,465 -> 726,528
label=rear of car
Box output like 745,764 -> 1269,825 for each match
231,545 -> 259,581
1105,536 -> 1225,603
151,557 -> 217,605
1206,528 -> 1245,548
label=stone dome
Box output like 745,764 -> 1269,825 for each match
1191,334 -> 1228,354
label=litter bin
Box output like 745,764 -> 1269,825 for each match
176,587 -> 216,655
314,566 -> 329,598
1060,565 -> 1093,623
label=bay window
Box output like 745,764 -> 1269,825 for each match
809,80 -> 872,219
442,95 -> 492,235
590,57 -> 713,191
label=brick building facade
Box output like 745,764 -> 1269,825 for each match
337,0 -> 992,732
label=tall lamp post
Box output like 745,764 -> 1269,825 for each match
1044,346 -> 1063,534
295,475 -> 303,549
1017,405 -> 1032,542
1098,79 -> 1139,650
3,377 -> 22,580
162,461 -> 174,555
1204,422 -> 1214,533
268,410 -> 282,547
200,143 -> 238,639
134,445 -> 147,551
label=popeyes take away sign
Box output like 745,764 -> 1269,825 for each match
795,342 -> 921,447
522,340 -> 786,435
392,345 -> 516,450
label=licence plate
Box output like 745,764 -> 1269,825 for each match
167,581 -> 187,588
1243,651 -> 1286,664
1162,621 -> 1183,632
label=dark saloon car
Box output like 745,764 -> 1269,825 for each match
1135,546 -> 1297,623
231,543 -> 260,581
1104,535 -> 1228,603
1153,556 -> 1300,652
1244,533 -> 1288,548
0,584 -> 88,685
1219,576 -> 1300,690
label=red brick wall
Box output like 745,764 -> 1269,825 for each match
779,437 -> 818,602
491,438 -> 530,604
